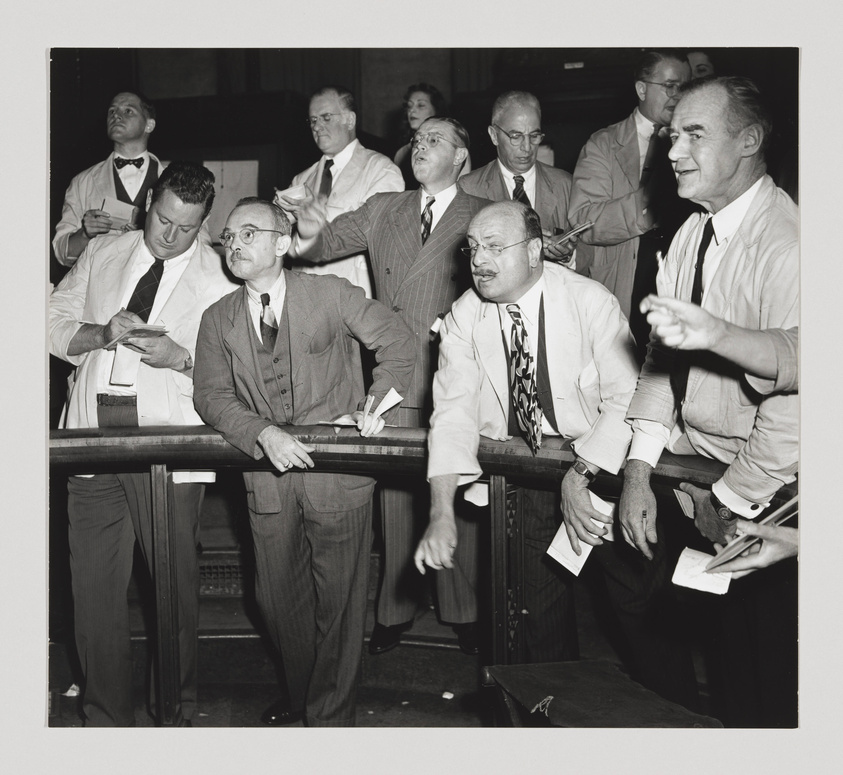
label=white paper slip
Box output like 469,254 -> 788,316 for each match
674,488 -> 695,519
672,547 -> 731,595
109,345 -> 143,386
546,492 -> 617,576
464,482 -> 489,507
102,196 -> 138,230
317,389 -> 404,427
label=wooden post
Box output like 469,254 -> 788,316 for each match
150,464 -> 182,726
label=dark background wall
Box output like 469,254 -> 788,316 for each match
49,46 -> 798,287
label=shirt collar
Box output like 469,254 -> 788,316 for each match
709,176 -> 765,245
112,150 -> 150,164
498,272 -> 544,327
496,159 -> 536,186
246,268 -> 287,308
324,137 -> 358,174
140,234 -> 197,267
634,107 -> 660,137
419,182 -> 457,211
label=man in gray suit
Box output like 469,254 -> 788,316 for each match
275,85 -> 403,296
194,198 -> 415,727
289,117 -> 491,656
459,90 -> 584,268
569,51 -> 693,361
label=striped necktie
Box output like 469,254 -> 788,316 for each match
421,195 -> 435,244
260,293 -> 278,351
512,175 -> 531,207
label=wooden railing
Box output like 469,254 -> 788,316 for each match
50,425 -> 796,725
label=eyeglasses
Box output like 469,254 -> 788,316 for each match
460,236 -> 535,258
411,132 -> 461,149
492,125 -> 545,146
640,80 -> 683,96
306,112 -> 345,127
218,227 -> 285,247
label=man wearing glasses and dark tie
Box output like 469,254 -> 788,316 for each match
53,91 -> 162,267
274,85 -> 403,297
459,90 -> 585,268
570,50 -> 693,362
287,117 -> 491,661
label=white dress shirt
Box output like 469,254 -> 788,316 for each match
496,160 -> 537,206
629,177 -> 768,516
418,183 -> 457,234
245,270 -> 287,343
112,150 -> 150,200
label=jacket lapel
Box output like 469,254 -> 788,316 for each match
616,114 -> 641,190
388,191 -> 423,271
474,301 -> 510,418
283,271 -> 318,385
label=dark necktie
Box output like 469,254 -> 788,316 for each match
674,217 -> 716,405
507,304 -> 542,454
691,217 -> 715,305
319,159 -> 334,199
260,293 -> 278,351
639,123 -> 662,189
114,157 -> 144,169
512,175 -> 531,207
125,258 -> 165,323
421,195 -> 435,244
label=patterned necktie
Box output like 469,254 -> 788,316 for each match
125,258 -> 165,323
114,157 -> 144,169
512,175 -> 531,207
319,158 -> 334,199
260,293 -> 278,350
507,304 -> 542,454
421,195 -> 435,244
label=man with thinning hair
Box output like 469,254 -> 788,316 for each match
459,90 -> 584,267
275,85 -> 403,296
194,198 -> 414,726
50,161 -> 238,725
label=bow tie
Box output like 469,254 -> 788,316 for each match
114,157 -> 144,169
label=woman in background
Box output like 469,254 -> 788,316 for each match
393,83 -> 471,188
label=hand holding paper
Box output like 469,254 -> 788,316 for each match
547,492 -> 617,576
321,388 -> 404,435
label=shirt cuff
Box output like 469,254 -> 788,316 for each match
712,479 -> 769,519
291,233 -> 317,258
628,420 -> 670,468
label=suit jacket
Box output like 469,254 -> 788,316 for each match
290,141 -> 403,296
49,229 -> 238,429
459,160 -> 573,234
308,188 -> 491,412
626,175 -> 799,502
52,153 -> 164,267
193,270 -> 416,513
568,113 -> 656,317
428,262 -> 639,484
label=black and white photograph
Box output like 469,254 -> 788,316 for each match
4,1 -> 838,771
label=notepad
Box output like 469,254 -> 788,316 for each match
672,547 -> 731,594
102,196 -> 139,230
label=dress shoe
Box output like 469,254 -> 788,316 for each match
368,621 -> 413,655
260,698 -> 304,726
452,622 -> 480,656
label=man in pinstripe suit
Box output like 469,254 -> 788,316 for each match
290,117 -> 492,655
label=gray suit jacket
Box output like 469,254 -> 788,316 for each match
193,270 -> 415,512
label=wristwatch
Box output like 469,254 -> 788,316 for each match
571,459 -> 596,483
709,490 -> 736,522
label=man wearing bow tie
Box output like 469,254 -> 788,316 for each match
53,91 -> 162,267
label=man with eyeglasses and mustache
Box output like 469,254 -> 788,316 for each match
570,50 -> 694,362
415,201 -> 700,709
459,90 -> 586,269
288,117 -> 491,659
274,86 -> 403,297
